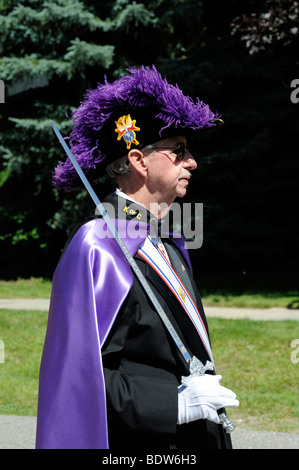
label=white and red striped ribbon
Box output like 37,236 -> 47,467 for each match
138,237 -> 213,362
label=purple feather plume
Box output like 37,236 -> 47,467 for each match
53,65 -> 220,190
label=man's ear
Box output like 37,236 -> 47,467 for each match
127,149 -> 148,177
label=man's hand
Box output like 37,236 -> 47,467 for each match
177,374 -> 239,425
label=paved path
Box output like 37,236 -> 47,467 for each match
0,298 -> 51,311
0,415 -> 298,449
1,298 -> 299,321
205,306 -> 299,321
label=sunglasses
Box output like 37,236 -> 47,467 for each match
154,143 -> 189,161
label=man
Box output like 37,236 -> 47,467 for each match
36,66 -> 238,449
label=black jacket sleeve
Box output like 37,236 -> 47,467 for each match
102,278 -> 183,436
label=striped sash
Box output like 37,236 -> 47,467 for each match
138,237 -> 213,362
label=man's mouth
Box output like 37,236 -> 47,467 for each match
179,174 -> 191,182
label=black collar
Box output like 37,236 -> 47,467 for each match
102,192 -> 163,236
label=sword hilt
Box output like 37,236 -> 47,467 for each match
181,356 -> 236,433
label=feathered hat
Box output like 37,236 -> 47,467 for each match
53,65 -> 222,190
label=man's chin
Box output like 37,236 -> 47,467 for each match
177,188 -> 188,199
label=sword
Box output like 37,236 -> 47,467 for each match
50,120 -> 235,433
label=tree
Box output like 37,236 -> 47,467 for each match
0,0 -> 214,278
0,0 -> 298,284
193,0 -> 299,281
231,0 -> 299,55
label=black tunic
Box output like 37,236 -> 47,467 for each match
101,193 -> 232,449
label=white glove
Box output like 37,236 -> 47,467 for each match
177,374 -> 239,425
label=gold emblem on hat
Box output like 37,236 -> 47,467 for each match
115,114 -> 140,149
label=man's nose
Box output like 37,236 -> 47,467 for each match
183,150 -> 197,170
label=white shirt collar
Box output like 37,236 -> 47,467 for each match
115,188 -> 137,204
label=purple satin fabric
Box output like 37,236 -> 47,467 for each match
36,218 -> 191,449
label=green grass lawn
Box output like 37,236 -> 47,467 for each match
0,278 -> 52,299
0,308 -> 298,432
0,309 -> 48,416
210,318 -> 299,433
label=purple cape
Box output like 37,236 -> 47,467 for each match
36,218 -> 192,449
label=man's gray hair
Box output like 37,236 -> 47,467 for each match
106,155 -> 131,181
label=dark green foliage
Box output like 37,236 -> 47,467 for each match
0,0 -> 298,286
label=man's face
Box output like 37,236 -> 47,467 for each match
144,135 -> 197,205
